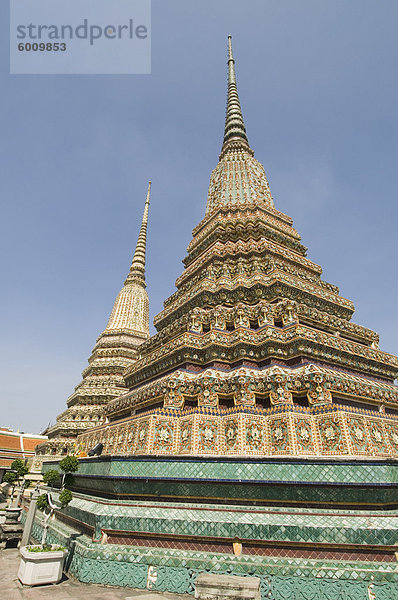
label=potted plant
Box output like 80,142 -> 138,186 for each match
18,456 -> 79,586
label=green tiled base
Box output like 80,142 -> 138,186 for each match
58,493 -> 398,547
37,456 -> 398,598
28,512 -> 398,600
46,456 -> 398,484
43,456 -> 398,507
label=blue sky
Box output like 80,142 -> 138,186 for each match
1,1 -> 397,433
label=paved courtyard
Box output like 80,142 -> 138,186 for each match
0,547 -> 191,600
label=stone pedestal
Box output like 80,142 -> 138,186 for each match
195,573 -> 261,600
0,507 -> 23,547
21,490 -> 39,547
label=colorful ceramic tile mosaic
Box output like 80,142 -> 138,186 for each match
35,36 -> 398,598
27,506 -> 398,600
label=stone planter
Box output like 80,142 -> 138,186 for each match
18,545 -> 67,586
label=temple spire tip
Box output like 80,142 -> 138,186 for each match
220,36 -> 252,157
146,181 -> 151,202
125,182 -> 151,286
227,35 -> 233,62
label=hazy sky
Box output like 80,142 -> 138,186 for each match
1,1 -> 397,434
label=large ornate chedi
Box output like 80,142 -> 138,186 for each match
35,39 -> 398,600
78,38 -> 398,460
37,184 -> 151,455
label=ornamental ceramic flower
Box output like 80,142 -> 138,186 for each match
354,427 -> 364,441
159,427 -> 170,441
325,426 -> 336,441
299,427 -> 310,441
204,426 -> 214,441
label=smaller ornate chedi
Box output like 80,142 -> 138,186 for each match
37,183 -> 152,455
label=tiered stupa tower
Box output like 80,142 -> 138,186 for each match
79,38 -> 398,457
37,183 -> 151,455
38,39 -> 398,599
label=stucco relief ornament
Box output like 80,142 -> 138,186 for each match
235,310 -> 249,328
353,426 -> 364,441
139,428 -> 146,442
204,426 -> 214,441
325,426 -> 336,441
270,385 -> 291,405
236,258 -> 246,275
274,427 -> 284,442
299,426 -> 310,442
372,428 -> 382,443
234,375 -> 255,406
225,423 -> 237,448
159,427 -> 170,442
307,378 -> 332,405
181,428 -> 189,442
223,261 -> 232,277
281,300 -> 298,325
198,381 -> 218,407
190,308 -> 203,333
391,432 -> 398,446
251,425 -> 261,439
226,427 -> 235,441
206,264 -> 215,280
164,379 -> 184,408
247,423 -> 262,448
212,307 -> 226,330
258,302 -> 272,326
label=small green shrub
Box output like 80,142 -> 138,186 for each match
36,455 -> 78,547
59,488 -> 73,508
3,471 -> 17,485
43,469 -> 60,487
36,494 -> 49,511
59,456 -> 79,473
26,545 -> 66,552
10,459 -> 29,478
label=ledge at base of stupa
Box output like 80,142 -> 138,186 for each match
26,478 -> 398,599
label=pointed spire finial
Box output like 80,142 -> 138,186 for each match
227,35 -> 235,83
125,181 -> 151,286
220,35 -> 252,157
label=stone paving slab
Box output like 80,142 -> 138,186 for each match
0,548 -> 192,600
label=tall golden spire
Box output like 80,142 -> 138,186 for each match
221,35 -> 252,156
105,182 -> 151,334
125,181 -> 151,287
42,183 -> 152,454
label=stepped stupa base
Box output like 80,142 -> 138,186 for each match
29,455 -> 398,599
